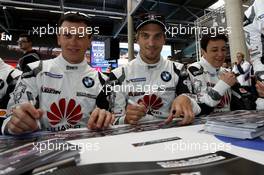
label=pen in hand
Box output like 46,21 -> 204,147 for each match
128,99 -> 182,121
127,99 -> 140,106
127,99 -> 147,121
26,91 -> 41,130
163,109 -> 185,125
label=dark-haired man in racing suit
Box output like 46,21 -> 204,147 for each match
109,13 -> 201,125
187,33 -> 237,115
1,12 -> 114,135
110,54 -> 201,125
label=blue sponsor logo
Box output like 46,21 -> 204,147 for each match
82,77 -> 94,88
161,71 -> 172,82
44,72 -> 63,79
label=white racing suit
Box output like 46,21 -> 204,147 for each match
2,55 -> 107,133
109,54 -> 201,124
232,60 -> 251,86
243,0 -> 264,109
244,0 -> 264,77
187,57 -> 232,114
0,58 -> 21,109
0,58 -> 21,134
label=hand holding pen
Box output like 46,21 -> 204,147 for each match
125,99 -> 147,124
165,95 -> 195,126
26,91 -> 42,130
127,99 -> 183,125
6,92 -> 43,135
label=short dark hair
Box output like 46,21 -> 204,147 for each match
200,33 -> 228,51
19,33 -> 32,42
58,11 -> 90,27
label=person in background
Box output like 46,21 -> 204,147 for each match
17,34 -> 41,71
232,52 -> 251,86
2,11 -> 114,135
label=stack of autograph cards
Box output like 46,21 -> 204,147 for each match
204,110 -> 264,139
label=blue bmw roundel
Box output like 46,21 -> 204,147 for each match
82,77 -> 94,88
161,71 -> 172,82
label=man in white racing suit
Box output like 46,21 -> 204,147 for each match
244,0 -> 264,77
244,0 -> 264,109
0,58 -> 21,134
0,58 -> 21,109
187,33 -> 237,114
1,12 -> 114,135
109,13 -> 200,125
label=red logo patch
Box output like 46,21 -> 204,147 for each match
47,98 -> 83,126
217,92 -> 231,108
138,94 -> 163,114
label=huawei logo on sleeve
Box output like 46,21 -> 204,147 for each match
47,98 -> 83,126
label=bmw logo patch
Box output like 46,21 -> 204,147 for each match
0,79 -> 4,89
82,77 -> 94,88
161,71 -> 171,82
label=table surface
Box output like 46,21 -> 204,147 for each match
67,124 -> 264,166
